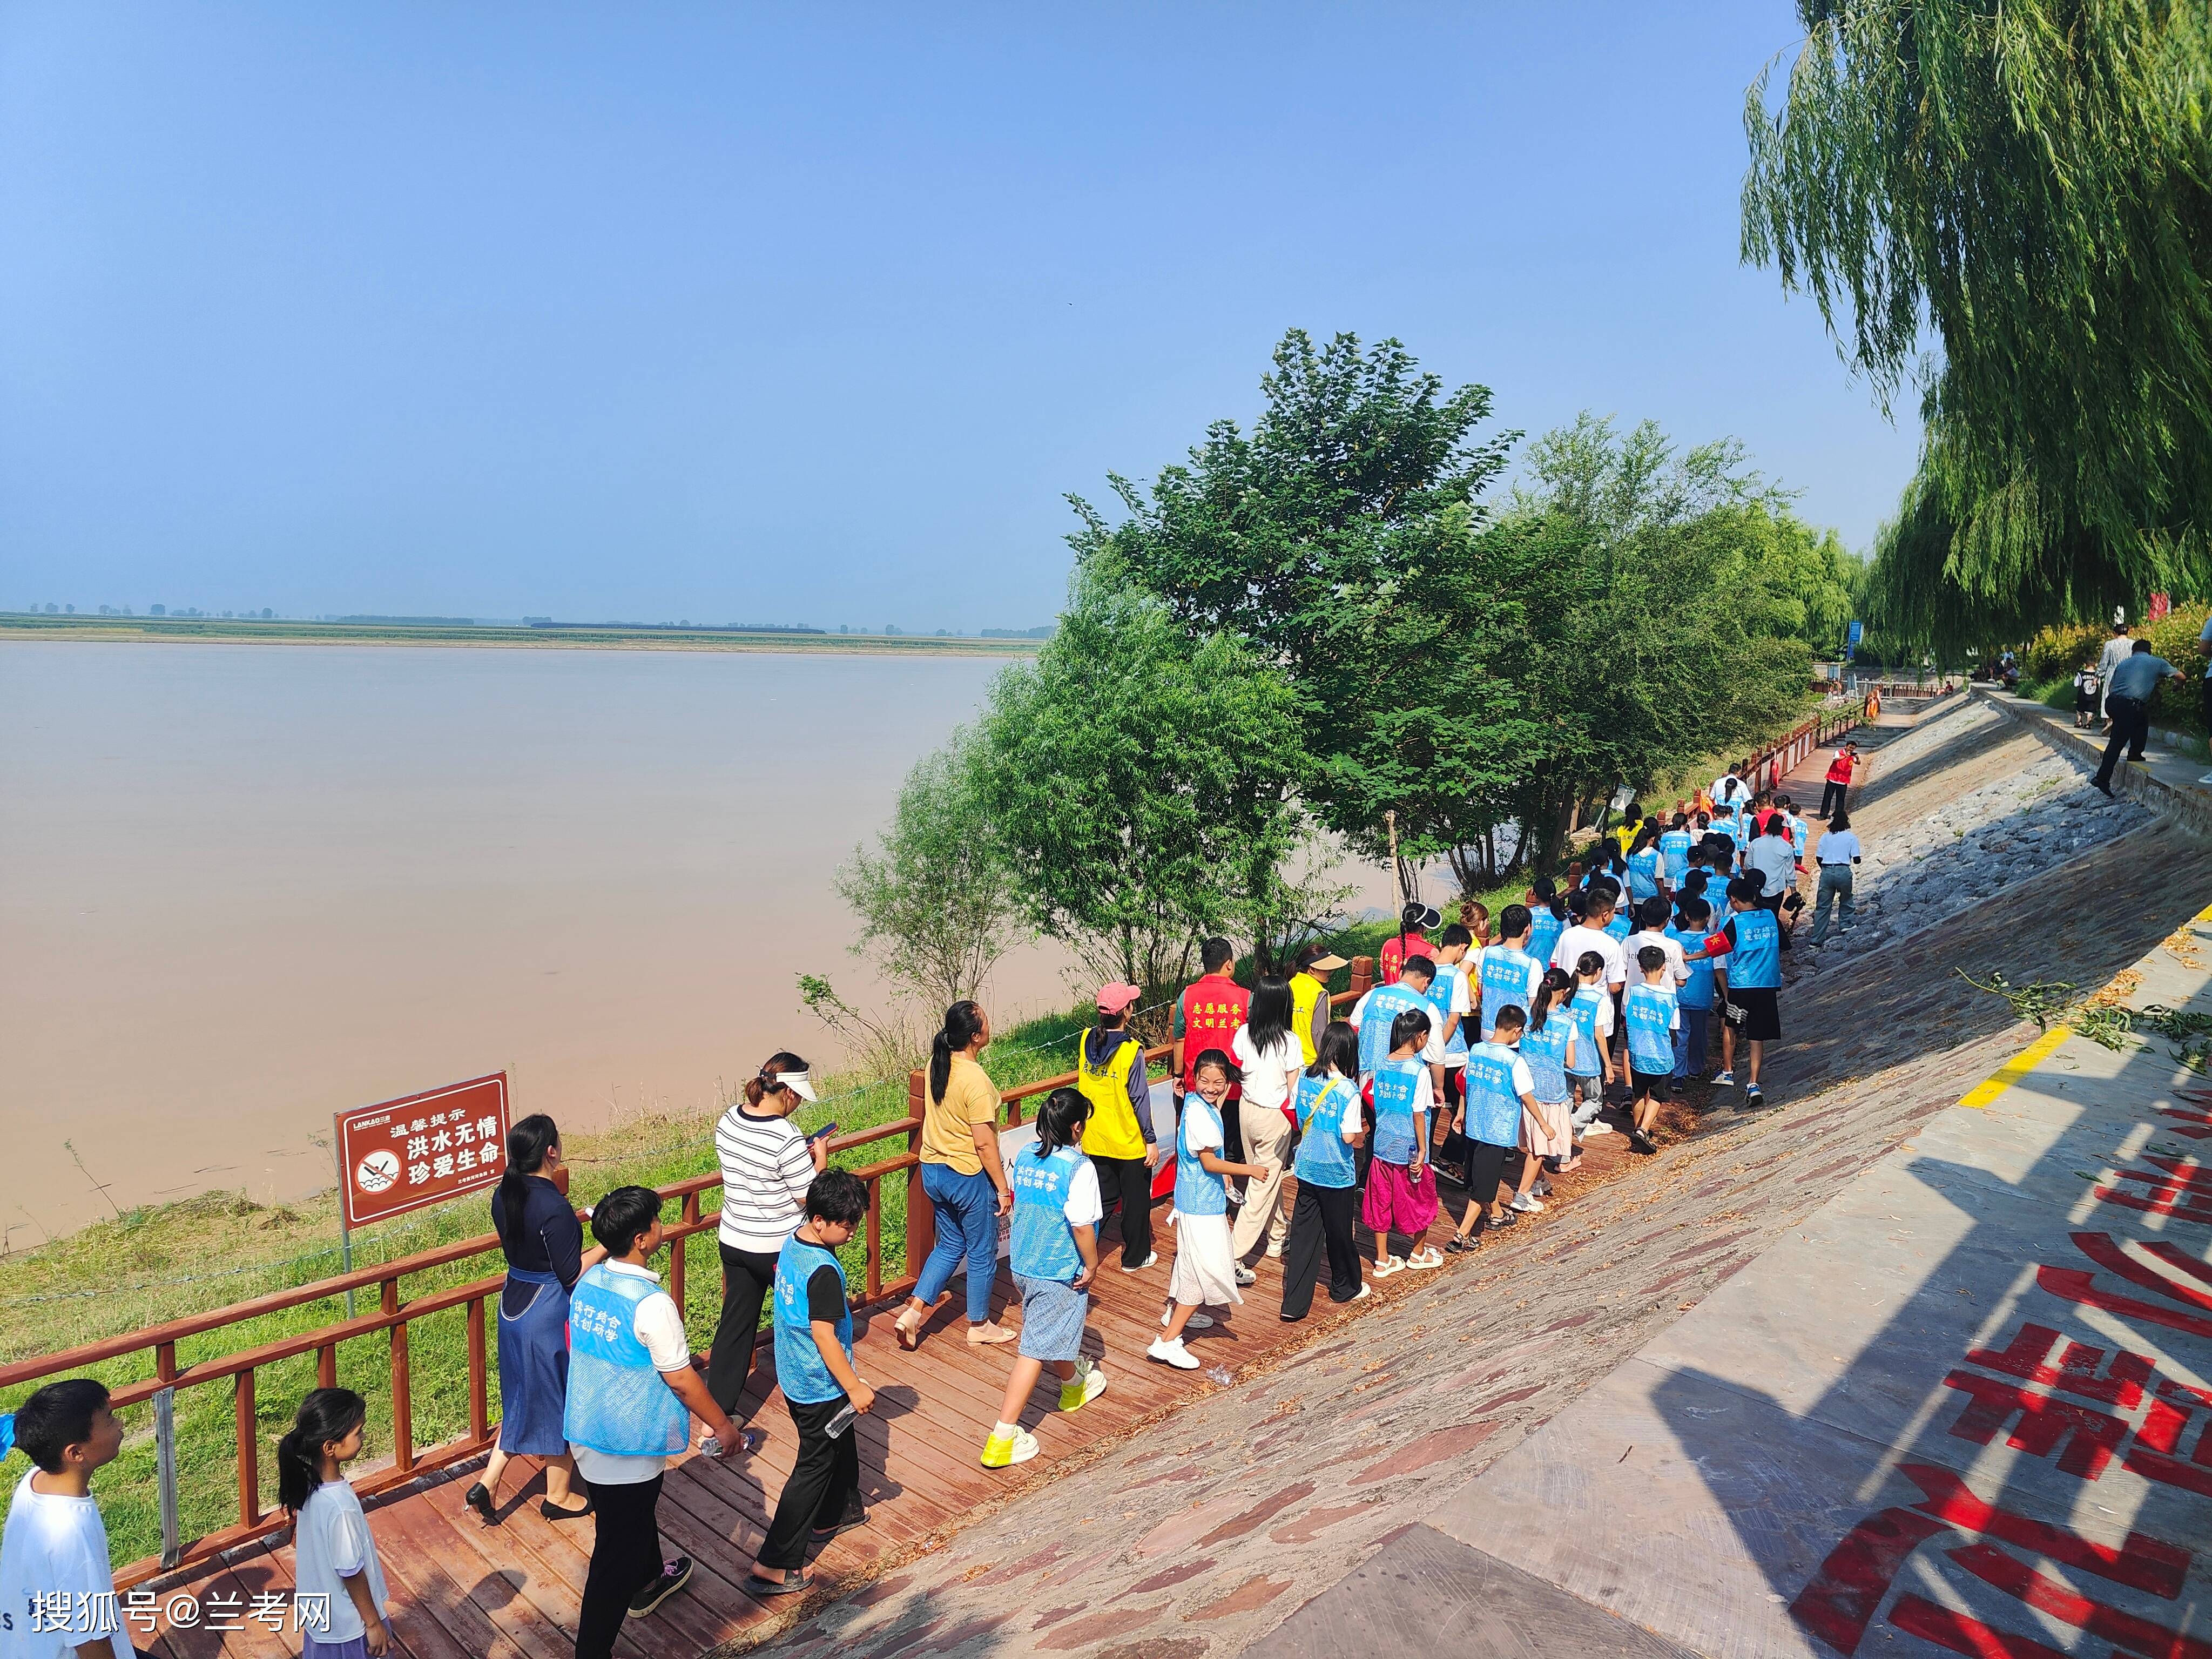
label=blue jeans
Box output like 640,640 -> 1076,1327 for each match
915,1162 -> 1000,1323
1674,1006 -> 1710,1078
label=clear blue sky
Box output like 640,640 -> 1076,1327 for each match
1,3 -> 1916,631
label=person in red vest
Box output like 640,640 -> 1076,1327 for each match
1174,938 -> 1250,1125
1818,740 -> 1861,820
1378,902 -> 1441,987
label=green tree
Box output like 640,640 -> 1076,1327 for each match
972,563 -> 1328,995
831,727 -> 1027,1015
1743,0 -> 2212,636
1072,328 -> 1526,888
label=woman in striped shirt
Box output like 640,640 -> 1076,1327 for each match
704,1051 -> 828,1416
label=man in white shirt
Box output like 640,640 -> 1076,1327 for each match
0,1379 -> 132,1659
2095,621 -> 2134,729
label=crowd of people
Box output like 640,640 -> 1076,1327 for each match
0,755 -> 1858,1659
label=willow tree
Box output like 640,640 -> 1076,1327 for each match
1742,1 -> 2212,641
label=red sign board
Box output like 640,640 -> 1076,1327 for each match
335,1074 -> 510,1228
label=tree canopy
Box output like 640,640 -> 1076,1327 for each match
1743,0 -> 2212,641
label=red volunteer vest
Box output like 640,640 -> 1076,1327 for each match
1378,933 -> 1433,987
1826,753 -> 1855,784
1180,974 -> 1250,1097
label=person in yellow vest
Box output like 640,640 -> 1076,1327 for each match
1288,944 -> 1347,1067
1077,982 -> 1163,1273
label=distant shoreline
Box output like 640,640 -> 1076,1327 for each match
0,614 -> 1046,657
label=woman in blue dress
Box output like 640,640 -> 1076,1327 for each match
466,1114 -> 603,1523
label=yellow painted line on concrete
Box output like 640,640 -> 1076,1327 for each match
1959,1026 -> 2073,1110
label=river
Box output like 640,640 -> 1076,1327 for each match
1,642 -> 1122,1240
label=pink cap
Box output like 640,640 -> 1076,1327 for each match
1095,982 -> 1142,1014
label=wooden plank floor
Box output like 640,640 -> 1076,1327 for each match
125,1169 -> 1560,1659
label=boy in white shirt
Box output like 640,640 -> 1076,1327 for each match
1549,892 -> 1627,993
1626,896 -> 1689,988
0,1379 -> 133,1659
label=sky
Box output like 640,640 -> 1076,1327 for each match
0,3 -> 1920,633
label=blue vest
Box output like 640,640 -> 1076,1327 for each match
1357,983 -> 1428,1077
1424,960 -> 1470,1060
1292,1073 -> 1358,1189
1174,1095 -> 1229,1216
1624,982 -> 1678,1071
1528,908 -> 1566,969
1667,923 -> 1716,1009
1010,1143 -> 1085,1283
1477,946 -> 1541,1037
1627,848 -> 1662,901
772,1237 -> 854,1406
1727,907 -> 1783,989
1370,1058 -> 1426,1165
562,1263 -> 689,1459
1658,830 -> 1692,883
1603,909 -> 1633,946
1565,987 -> 1607,1076
1463,1042 -> 1523,1147
1519,1014 -> 1572,1103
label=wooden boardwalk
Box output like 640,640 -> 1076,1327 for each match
127,1184 -> 1512,1659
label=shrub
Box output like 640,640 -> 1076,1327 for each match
2023,622 -> 2103,682
2143,603 -> 2210,736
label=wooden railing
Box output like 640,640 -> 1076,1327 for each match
0,963 -> 1378,1587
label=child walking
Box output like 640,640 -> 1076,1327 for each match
0,1379 -> 133,1659
278,1389 -> 391,1658
1278,1022 -> 1370,1320
982,1089 -> 1108,1468
1150,1051 -> 1271,1370
1363,1010 -> 1445,1276
1447,1006 -> 1542,1248
1623,946 -> 1681,1156
1563,951 -> 1615,1137
1518,968 -> 1582,1175
1667,895 -> 1719,1079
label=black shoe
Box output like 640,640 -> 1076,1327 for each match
2093,778 -> 2116,798
463,1482 -> 496,1525
810,1496 -> 868,1543
539,1496 -> 594,1521
629,1556 -> 693,1616
1629,1128 -> 1658,1156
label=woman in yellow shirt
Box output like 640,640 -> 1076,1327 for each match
892,1001 -> 1015,1351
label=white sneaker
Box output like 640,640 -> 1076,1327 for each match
1714,1070 -> 1737,1087
1582,1121 -> 1615,1137
1147,1337 -> 1201,1371
1348,1282 -> 1372,1301
1509,1192 -> 1544,1215
1161,1309 -> 1215,1330
1234,1266 -> 1257,1287
1120,1252 -> 1158,1273
1264,1243 -> 1283,1258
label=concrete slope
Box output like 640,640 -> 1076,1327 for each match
760,760 -> 2212,1655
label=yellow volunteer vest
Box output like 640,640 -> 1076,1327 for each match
1289,973 -> 1326,1065
1076,1029 -> 1147,1160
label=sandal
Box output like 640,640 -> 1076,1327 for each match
1405,1247 -> 1445,1271
1444,1235 -> 1474,1254
746,1569 -> 812,1599
1371,1256 -> 1407,1279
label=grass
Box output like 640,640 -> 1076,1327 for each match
0,920 -> 1414,1568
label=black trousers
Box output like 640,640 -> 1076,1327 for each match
705,1242 -> 780,1413
1462,1139 -> 1510,1217
1279,1182 -> 1361,1320
2096,694 -> 2149,786
1091,1152 -> 1155,1267
577,1473 -> 663,1659
1819,780 -> 1847,818
759,1394 -> 861,1570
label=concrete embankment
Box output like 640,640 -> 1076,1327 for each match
772,699 -> 2212,1659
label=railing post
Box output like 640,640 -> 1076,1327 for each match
467,1294 -> 490,1444
154,1340 -> 180,1571
1349,956 -> 1374,998
906,1069 -> 934,1278
672,1192 -> 698,1311
385,1278 -> 413,1474
235,1370 -> 260,1528
865,1179 -> 883,1302
317,1343 -> 337,1390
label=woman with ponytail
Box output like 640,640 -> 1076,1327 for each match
278,1388 -> 392,1656
892,1000 -> 1015,1351
464,1114 -> 602,1525
705,1051 -> 827,1415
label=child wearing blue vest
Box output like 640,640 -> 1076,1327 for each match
1623,946 -> 1681,1157
1279,1022 -> 1370,1320
1475,907 -> 1545,1044
1625,830 -> 1663,906
982,1089 -> 1109,1469
750,1172 -> 873,1598
1445,1005 -> 1541,1249
1525,879 -> 1568,970
1667,895 -> 1719,1080
1564,950 -> 1616,1136
563,1187 -> 744,1649
1658,816 -> 1694,892
1151,1051 -> 1272,1371
1424,927 -> 1475,1127
1517,967 -> 1582,1174
1361,1010 -> 1446,1277
1703,876 -> 1784,1109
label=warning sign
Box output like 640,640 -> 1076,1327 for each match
335,1074 -> 510,1228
